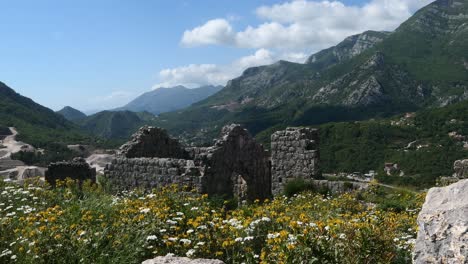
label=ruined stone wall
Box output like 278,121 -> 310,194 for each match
199,124 -> 271,201
118,126 -> 188,159
45,157 -> 96,186
311,180 -> 368,195
271,127 -> 321,195
104,157 -> 202,192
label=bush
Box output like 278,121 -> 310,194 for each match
283,178 -> 314,197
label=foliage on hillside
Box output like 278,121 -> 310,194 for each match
320,101 -> 468,188
56,106 -> 87,121
0,179 -> 423,264
0,82 -> 93,150
0,125 -> 11,136
75,111 -> 156,141
154,0 -> 468,148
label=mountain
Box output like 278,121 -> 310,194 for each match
76,110 -> 156,140
154,0 -> 468,144
305,30 -> 391,68
0,81 -> 89,147
57,106 -> 87,121
116,85 -> 223,115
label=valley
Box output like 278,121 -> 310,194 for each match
0,0 -> 467,263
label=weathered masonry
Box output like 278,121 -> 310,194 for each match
45,157 -> 96,187
271,127 -> 321,195
105,125 -> 271,201
104,124 -> 320,201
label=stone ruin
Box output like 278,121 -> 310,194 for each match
189,124 -> 271,201
45,157 -> 96,187
104,125 -> 321,201
118,126 -> 189,159
105,125 -> 271,201
271,127 -> 321,195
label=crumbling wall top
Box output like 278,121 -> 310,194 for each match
118,126 -> 189,159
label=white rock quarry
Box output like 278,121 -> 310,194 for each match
86,153 -> 115,173
0,166 -> 45,182
413,179 -> 468,264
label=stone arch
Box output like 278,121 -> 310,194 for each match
199,124 -> 271,201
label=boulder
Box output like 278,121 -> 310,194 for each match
413,179 -> 468,263
142,256 -> 224,264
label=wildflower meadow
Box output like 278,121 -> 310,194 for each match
0,178 -> 424,263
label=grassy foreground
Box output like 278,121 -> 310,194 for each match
0,178 -> 424,264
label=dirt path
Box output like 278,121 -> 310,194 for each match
0,127 -> 34,159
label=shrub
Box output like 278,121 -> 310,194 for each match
283,178 -> 314,197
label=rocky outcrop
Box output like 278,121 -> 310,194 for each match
306,30 -> 390,65
271,127 -> 320,195
413,179 -> 468,264
453,159 -> 468,179
142,256 -> 224,264
45,157 -> 96,186
118,126 -> 188,159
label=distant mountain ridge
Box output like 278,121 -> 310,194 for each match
115,85 -> 223,114
0,81 -> 89,147
75,110 -> 156,140
153,0 -> 468,144
57,106 -> 87,121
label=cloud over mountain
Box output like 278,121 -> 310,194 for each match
154,49 -> 308,88
182,0 -> 433,51
160,0 -> 433,89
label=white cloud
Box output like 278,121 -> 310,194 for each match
159,0 -> 433,89
181,0 -> 433,51
181,19 -> 234,47
153,49 -> 307,89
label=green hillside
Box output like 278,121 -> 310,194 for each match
154,0 -> 468,145
57,106 -> 87,121
319,100 -> 468,188
0,81 -> 91,148
76,110 -> 156,140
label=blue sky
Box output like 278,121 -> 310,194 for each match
0,0 -> 432,112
